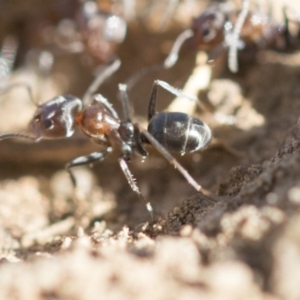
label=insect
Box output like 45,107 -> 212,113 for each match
162,0 -> 300,72
0,60 -> 212,220
54,0 -> 127,66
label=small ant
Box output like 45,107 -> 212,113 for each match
0,60 -> 212,220
54,0 -> 127,66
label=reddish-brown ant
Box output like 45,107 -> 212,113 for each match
0,60 -> 212,220
54,0 -> 127,66
161,0 -> 300,72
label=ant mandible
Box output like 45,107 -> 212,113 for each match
0,60 -> 212,220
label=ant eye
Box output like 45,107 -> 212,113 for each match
202,28 -> 211,37
202,26 -> 216,42
43,118 -> 54,129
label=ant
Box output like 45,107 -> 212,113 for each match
53,0 -> 127,67
160,0 -> 300,73
0,60 -> 212,220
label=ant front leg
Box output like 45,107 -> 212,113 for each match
66,147 -> 113,187
118,84 -> 148,157
118,157 -> 154,220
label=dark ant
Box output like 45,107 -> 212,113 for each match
54,0 -> 127,66
0,60 -> 211,220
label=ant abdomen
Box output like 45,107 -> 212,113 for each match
147,112 -> 212,155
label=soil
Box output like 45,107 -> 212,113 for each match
0,1 -> 300,299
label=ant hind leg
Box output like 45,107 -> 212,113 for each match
140,127 -> 210,195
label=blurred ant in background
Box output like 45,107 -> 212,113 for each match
0,60 -> 212,220
0,0 -> 128,113
52,0 -> 127,68
156,0 -> 300,73
0,0 -> 127,80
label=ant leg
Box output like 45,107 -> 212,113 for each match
118,83 -> 133,122
148,79 -> 197,120
93,94 -> 119,119
66,147 -> 113,187
134,123 -> 148,157
117,84 -> 148,157
228,0 -> 250,73
163,29 -> 194,68
140,127 -> 210,195
118,157 -> 154,220
82,59 -> 121,106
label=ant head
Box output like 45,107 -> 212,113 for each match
192,6 -> 226,51
29,95 -> 82,140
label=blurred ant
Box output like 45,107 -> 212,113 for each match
0,60 -> 212,220
53,0 -> 127,67
159,0 -> 300,73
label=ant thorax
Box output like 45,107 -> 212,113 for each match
76,104 -> 120,139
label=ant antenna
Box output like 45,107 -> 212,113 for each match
228,0 -> 250,73
163,28 -> 194,68
0,132 -> 37,141
82,59 -> 121,105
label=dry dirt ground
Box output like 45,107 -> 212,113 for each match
0,0 -> 300,299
